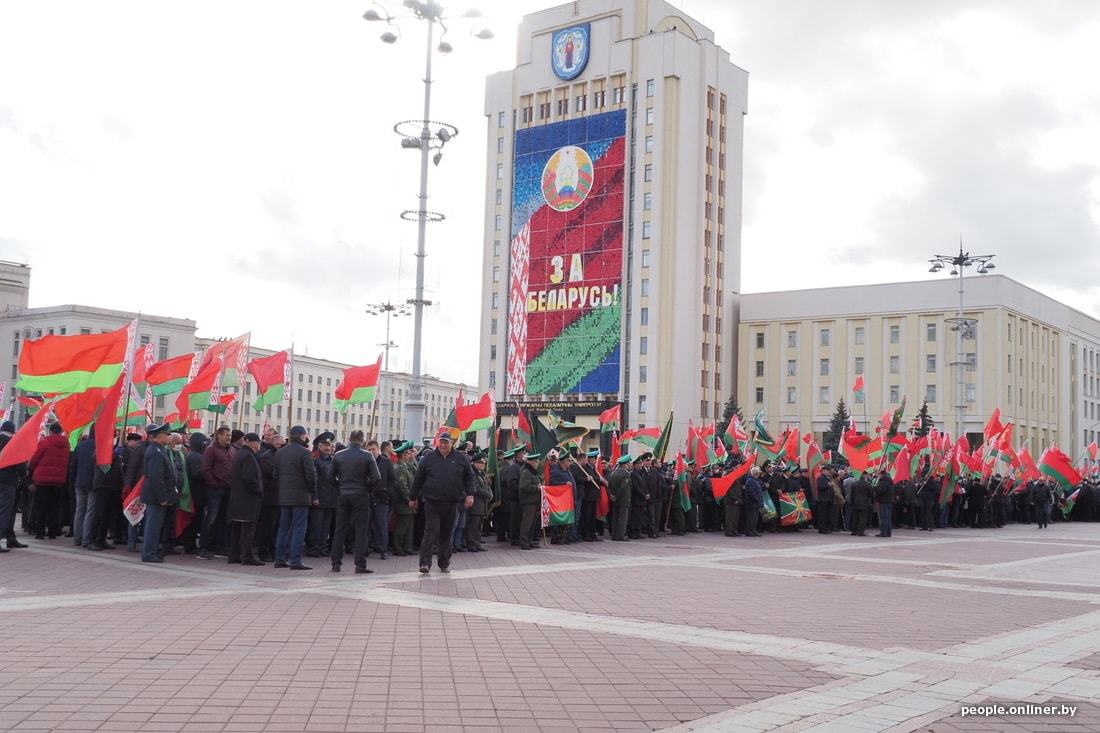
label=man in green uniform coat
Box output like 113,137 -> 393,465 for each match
517,452 -> 543,550
390,441 -> 417,556
608,454 -> 633,541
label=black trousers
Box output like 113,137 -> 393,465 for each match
494,504 -> 510,541
31,484 -> 64,537
228,521 -> 258,562
419,500 -> 458,569
724,503 -> 741,535
920,500 -> 936,530
256,505 -> 279,559
331,493 -> 371,569
90,487 -> 116,544
817,500 -> 833,532
851,507 -> 868,535
580,499 -> 598,539
507,496 -> 522,543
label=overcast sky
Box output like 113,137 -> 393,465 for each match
2,0 -> 1098,386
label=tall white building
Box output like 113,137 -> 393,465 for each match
478,0 -> 747,446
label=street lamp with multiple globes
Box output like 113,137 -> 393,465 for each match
366,300 -> 411,441
927,242 -> 996,444
363,1 -> 493,441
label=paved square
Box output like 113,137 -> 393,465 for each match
1,524 -> 1098,732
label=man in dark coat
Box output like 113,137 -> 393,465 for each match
273,425 -> 318,570
139,424 -> 178,563
465,454 -> 494,551
0,420 -> 28,551
366,440 -> 394,559
89,443 -> 124,550
850,473 -> 872,536
330,430 -> 381,573
227,433 -> 264,565
502,446 -> 525,545
306,432 -> 337,558
742,468 -> 764,537
516,451 -> 543,550
197,426 -> 234,560
71,432 -> 98,548
628,454 -> 651,539
918,475 -> 940,531
411,433 -> 475,573
816,466 -> 835,533
874,470 -> 895,537
1031,477 -> 1054,529
183,433 -> 209,554
391,441 -> 417,556
255,434 -> 284,561
571,449 -> 604,542
722,466 -> 743,537
608,455 -> 632,541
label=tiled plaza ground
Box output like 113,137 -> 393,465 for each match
1,523 -> 1098,732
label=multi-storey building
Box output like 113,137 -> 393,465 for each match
737,274 -> 1100,461
479,0 -> 748,447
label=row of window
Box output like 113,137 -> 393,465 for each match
753,353 -> 976,379
758,323 -> 975,349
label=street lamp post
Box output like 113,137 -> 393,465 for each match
927,242 -> 996,446
366,300 -> 410,440
363,1 -> 492,442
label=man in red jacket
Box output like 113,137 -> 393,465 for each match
28,423 -> 70,539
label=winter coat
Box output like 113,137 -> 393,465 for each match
469,468 -> 494,516
630,468 -> 648,502
517,461 -> 542,506
93,449 -> 125,492
124,440 -> 149,489
72,437 -> 97,491
743,476 -> 764,507
501,461 -> 521,503
411,448 -> 474,503
570,461 -> 602,502
201,443 -> 234,490
313,454 -> 338,508
140,443 -> 179,506
373,453 -> 394,505
392,460 -> 416,515
29,433 -> 70,487
227,446 -> 264,522
874,475 -> 895,504
274,440 -> 318,507
258,447 -> 280,506
186,434 -> 209,506
331,444 -> 382,495
608,468 -> 631,507
850,478 -> 873,510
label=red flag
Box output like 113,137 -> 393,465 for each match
609,430 -> 621,465
710,458 -> 754,500
0,401 -> 57,468
597,484 -> 610,519
95,375 -> 126,469
785,427 -> 800,462
983,409 -> 1004,444
852,375 -> 865,393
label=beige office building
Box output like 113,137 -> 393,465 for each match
479,0 -> 747,446
738,274 -> 1100,461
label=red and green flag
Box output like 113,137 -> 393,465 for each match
1063,486 -> 1081,517
197,333 -> 250,388
852,375 -> 865,401
710,457 -> 754,500
1038,447 -> 1082,492
0,399 -> 57,469
15,322 -> 131,395
598,404 -> 621,433
785,426 -> 801,463
18,395 -> 44,415
247,350 -> 291,412
609,430 -> 621,466
983,409 -> 1004,445
146,354 -> 196,397
675,452 -> 692,512
131,343 -> 154,395
622,425 -> 662,451
207,392 -> 237,415
334,355 -> 382,412
53,387 -> 111,449
542,483 -> 575,526
517,410 -> 534,449
458,392 -> 497,434
95,375 -> 127,469
723,414 -> 748,454
175,355 -> 222,418
173,450 -> 194,537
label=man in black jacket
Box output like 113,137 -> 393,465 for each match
330,430 -> 381,573
366,440 -> 394,559
570,449 -> 604,542
410,433 -> 474,574
139,424 -> 178,563
273,426 -> 318,570
306,433 -> 337,558
255,434 -> 284,561
850,473 -> 872,536
0,420 -> 28,551
816,467 -> 834,533
874,470 -> 895,537
227,433 -> 264,566
502,446 -> 525,545
628,454 -> 651,539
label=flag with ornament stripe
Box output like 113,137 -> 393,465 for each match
598,404 -> 621,433
710,458 -> 754,501
146,354 -> 196,397
0,399 -> 57,468
248,350 -> 291,412
175,355 -> 222,417
1038,447 -> 1082,492
197,333 -> 250,388
541,483 -> 575,527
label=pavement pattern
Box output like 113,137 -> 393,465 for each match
0,523 -> 1098,732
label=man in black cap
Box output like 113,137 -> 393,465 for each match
571,448 -> 605,542
410,433 -> 474,573
197,426 -> 234,560
227,433 -> 265,565
465,453 -> 494,551
608,455 -> 633,541
330,430 -> 382,573
306,432 -> 337,558
140,423 -> 179,563
516,451 -> 543,550
28,422 -> 69,539
365,440 -> 394,559
274,425 -> 318,570
628,454 -> 651,539
0,420 -> 28,551
491,448 -> 509,543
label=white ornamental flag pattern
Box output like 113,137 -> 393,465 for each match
506,221 -> 530,396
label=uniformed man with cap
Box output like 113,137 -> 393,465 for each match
465,453 -> 495,551
306,431 -> 337,558
140,423 -> 178,563
502,445 -> 527,545
668,459 -> 692,536
608,454 -> 633,541
390,441 -> 417,556
571,448 -> 605,542
516,450 -> 543,549
628,453 -> 652,539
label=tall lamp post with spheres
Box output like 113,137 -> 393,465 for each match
927,243 -> 996,447
366,300 -> 410,440
363,1 -> 493,441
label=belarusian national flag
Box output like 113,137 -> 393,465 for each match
609,430 -> 621,465
207,392 -> 237,414
175,355 -> 222,418
0,399 -> 57,468
891,445 -> 912,483
54,387 -> 110,449
517,410 -> 534,449
1017,447 -> 1041,482
247,350 -> 291,412
710,458 -> 754,500
334,355 -> 382,412
1063,487 -> 1081,517
983,409 -> 1004,445
1038,447 -> 1082,492
542,483 -> 575,526
457,391 -> 496,433
146,354 -> 196,396
852,375 -> 865,399
17,396 -> 42,415
197,333 -> 250,388
598,404 -> 621,433
95,375 -> 126,469
785,426 -> 800,462
15,323 -> 130,395
723,415 -> 748,453
625,426 -> 662,450
675,452 -> 692,512
131,343 -> 154,394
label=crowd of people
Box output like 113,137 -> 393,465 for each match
1,419 -> 1098,571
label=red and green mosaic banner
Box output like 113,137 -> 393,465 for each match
507,109 -> 625,396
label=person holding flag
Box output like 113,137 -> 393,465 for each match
139,423 -> 179,563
